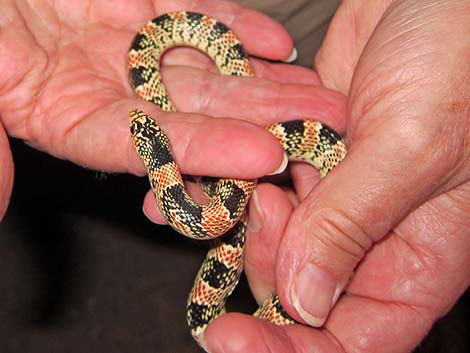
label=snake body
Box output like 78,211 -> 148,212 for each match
128,11 -> 347,344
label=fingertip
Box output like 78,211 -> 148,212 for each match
246,189 -> 264,234
206,313 -> 338,353
204,313 -> 289,353
234,10 -> 294,61
290,262 -> 337,326
203,314 -> 250,353
179,117 -> 284,178
245,184 -> 293,304
267,153 -> 288,176
197,335 -> 211,353
142,189 -> 167,224
290,163 -> 321,201
283,48 -> 298,63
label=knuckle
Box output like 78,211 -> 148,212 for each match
301,204 -> 374,267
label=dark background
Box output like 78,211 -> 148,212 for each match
0,133 -> 468,353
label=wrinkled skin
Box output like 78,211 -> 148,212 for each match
0,0 -> 346,221
201,1 -> 470,353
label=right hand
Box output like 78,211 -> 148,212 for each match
204,1 -> 470,352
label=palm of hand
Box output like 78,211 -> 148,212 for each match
1,0 -> 349,224
318,1 -> 470,348
0,0 -> 300,175
0,1 -> 162,172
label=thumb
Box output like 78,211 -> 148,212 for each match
0,121 -> 14,221
276,119 -> 465,327
274,0 -> 470,328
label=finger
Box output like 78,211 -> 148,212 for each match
160,49 -> 322,85
282,0 -> 470,328
314,0 -> 390,94
250,59 -> 322,85
322,183 -> 470,353
204,313 -> 336,353
42,99 -> 285,178
344,182 -> 470,312
142,189 -> 167,224
203,299 -> 430,353
142,178 -> 209,225
290,163 -> 321,201
244,184 -> 293,304
204,314 -> 298,353
142,171 -> 298,228
275,116 -> 467,327
154,0 -> 294,61
206,171 -> 469,353
0,121 -> 14,221
159,66 -> 347,129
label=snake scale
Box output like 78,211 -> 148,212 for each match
128,11 -> 347,346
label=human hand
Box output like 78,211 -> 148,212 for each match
0,122 -> 13,220
0,0 -> 346,221
204,0 -> 470,352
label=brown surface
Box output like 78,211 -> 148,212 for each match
237,0 -> 341,67
0,1 -> 468,353
1,138 -> 262,353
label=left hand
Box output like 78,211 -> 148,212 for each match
203,0 -> 470,352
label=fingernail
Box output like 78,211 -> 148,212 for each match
268,153 -> 288,175
332,285 -> 342,306
332,276 -> 348,306
199,334 -> 212,353
283,48 -> 298,63
291,263 -> 336,327
247,190 -> 263,233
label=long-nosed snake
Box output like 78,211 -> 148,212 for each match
127,11 -> 347,346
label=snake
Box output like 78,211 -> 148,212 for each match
127,11 -> 347,346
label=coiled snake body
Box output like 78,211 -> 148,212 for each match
128,11 -> 347,345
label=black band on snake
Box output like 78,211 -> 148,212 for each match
128,11 -> 347,346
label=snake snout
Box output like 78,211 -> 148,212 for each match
129,109 -> 155,136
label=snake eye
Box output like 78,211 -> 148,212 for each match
130,120 -> 144,135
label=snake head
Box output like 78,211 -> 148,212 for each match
129,109 -> 161,138
129,109 -> 173,172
